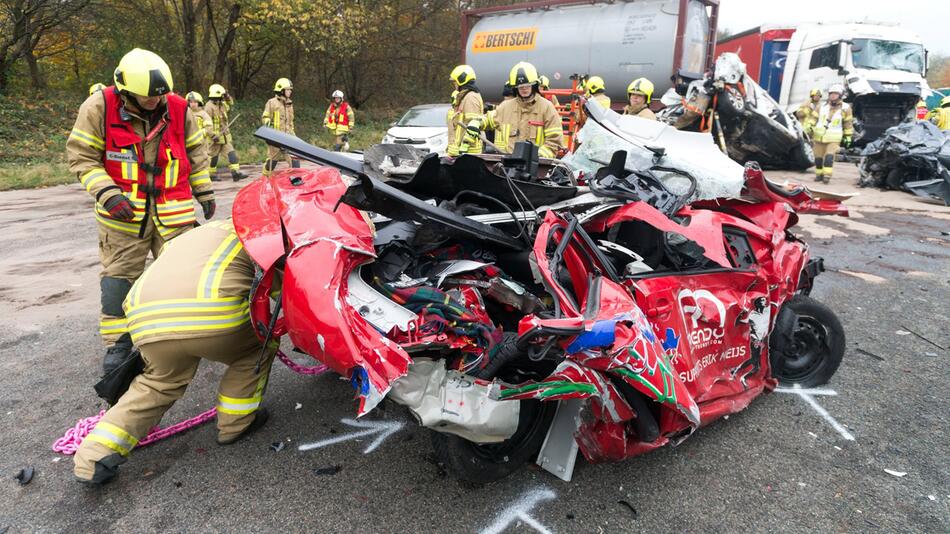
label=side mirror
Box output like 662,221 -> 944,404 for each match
924,48 -> 930,76
836,42 -> 850,75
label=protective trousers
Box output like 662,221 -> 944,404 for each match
812,142 -> 840,182
98,219 -> 189,346
73,326 -> 275,482
263,146 -> 300,176
333,134 -> 349,152
209,144 -> 242,180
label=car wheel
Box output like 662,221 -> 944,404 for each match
769,295 -> 845,387
431,337 -> 557,485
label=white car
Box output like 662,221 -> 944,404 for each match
381,104 -> 450,155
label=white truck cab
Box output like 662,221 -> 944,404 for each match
779,23 -> 930,146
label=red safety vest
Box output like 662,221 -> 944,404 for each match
102,87 -> 196,228
326,102 -> 350,128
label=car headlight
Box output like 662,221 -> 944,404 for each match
382,134 -> 394,144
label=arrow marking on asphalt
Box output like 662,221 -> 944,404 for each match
480,487 -> 556,534
776,385 -> 855,441
298,418 -> 405,454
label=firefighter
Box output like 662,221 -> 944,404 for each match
795,88 -> 822,136
186,92 -> 213,152
72,220 -> 276,485
575,75 -> 610,126
88,83 -> 106,96
623,78 -> 656,120
539,75 -> 559,107
915,99 -> 929,121
812,84 -> 854,183
205,83 -> 247,181
324,90 -> 354,151
446,65 -> 484,156
478,62 -> 564,159
262,77 -> 299,176
928,96 -> 950,130
66,48 -> 213,373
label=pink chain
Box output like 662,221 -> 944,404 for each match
52,349 -> 327,455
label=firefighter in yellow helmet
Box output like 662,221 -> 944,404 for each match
539,75 -> 560,107
262,77 -> 299,175
73,220 -> 277,485
812,84 -> 853,183
575,75 -> 610,127
447,65 -> 485,156
795,88 -> 822,137
324,90 -> 355,151
88,83 -> 106,96
623,78 -> 656,120
928,95 -> 950,130
186,92 -> 213,153
65,48 -> 213,374
479,62 -> 564,159
205,83 -> 247,181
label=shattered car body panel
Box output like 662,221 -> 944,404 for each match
238,126 -> 848,481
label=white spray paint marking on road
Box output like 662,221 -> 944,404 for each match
776,385 -> 855,441
480,487 -> 556,534
298,418 -> 404,454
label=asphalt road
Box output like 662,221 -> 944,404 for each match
0,163 -> 947,533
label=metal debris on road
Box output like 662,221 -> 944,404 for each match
312,465 -> 342,476
884,469 -> 907,478
856,348 -> 885,361
14,466 -> 34,485
617,500 -> 639,519
270,442 -> 286,452
899,325 -> 947,351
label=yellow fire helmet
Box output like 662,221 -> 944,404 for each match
113,48 -> 173,97
185,91 -> 204,105
449,65 -> 476,86
208,83 -> 227,99
626,77 -> 654,103
274,78 -> 293,92
88,83 -> 107,96
586,76 -> 606,94
539,75 -> 551,90
508,62 -> 539,87
810,88 -> 823,97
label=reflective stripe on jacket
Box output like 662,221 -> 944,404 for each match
484,95 -> 564,158
123,220 -> 255,346
813,102 -> 854,143
324,102 -> 353,133
262,95 -> 295,134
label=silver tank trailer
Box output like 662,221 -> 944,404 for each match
464,0 -> 711,103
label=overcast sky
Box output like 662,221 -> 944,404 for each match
717,0 -> 950,56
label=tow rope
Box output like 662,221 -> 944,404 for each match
52,349 -> 328,455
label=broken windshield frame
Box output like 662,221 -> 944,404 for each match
851,39 -> 924,74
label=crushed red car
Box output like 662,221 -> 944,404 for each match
233,104 -> 846,484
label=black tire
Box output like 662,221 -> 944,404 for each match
769,295 -> 845,387
431,339 -> 557,485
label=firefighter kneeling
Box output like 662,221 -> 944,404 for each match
73,220 -> 276,485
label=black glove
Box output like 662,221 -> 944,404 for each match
200,199 -> 216,220
103,194 -> 135,221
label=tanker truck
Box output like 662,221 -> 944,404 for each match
461,0 -> 720,104
717,22 -> 931,147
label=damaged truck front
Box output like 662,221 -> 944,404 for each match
234,122 -> 846,484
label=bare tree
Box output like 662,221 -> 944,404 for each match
0,0 -> 90,92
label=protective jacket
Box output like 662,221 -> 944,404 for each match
66,87 -> 212,237
262,95 -> 295,134
484,94 -> 564,158
447,87 -> 484,156
123,219 -> 254,346
204,99 -> 232,145
324,102 -> 354,134
813,102 -> 854,143
795,100 -> 821,134
929,107 -> 950,130
623,103 -> 656,120
194,108 -> 213,146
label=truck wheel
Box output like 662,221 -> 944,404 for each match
431,339 -> 557,485
769,295 -> 845,387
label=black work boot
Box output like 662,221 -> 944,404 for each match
103,333 -> 133,375
76,453 -> 126,486
217,408 -> 269,445
231,169 -> 248,181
